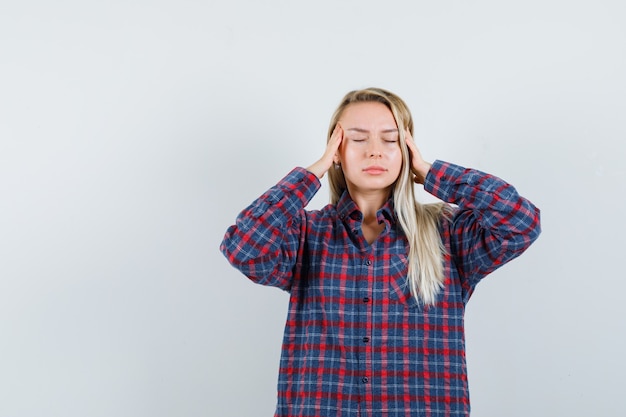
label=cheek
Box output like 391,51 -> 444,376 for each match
340,144 -> 359,162
388,148 -> 403,167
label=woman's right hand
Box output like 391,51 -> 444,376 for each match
306,123 -> 343,179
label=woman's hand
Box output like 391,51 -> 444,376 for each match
306,124 -> 343,179
405,130 -> 432,184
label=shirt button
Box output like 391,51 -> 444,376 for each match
363,297 -> 370,303
362,377 -> 369,383
365,260 -> 372,266
363,337 -> 370,343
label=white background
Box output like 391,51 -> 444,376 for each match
1,1 -> 625,416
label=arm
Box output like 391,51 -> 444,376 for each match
220,168 -> 321,290
220,124 -> 344,290
405,131 -> 541,284
426,161 -> 541,284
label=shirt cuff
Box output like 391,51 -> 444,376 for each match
423,160 -> 470,203
266,167 -> 322,207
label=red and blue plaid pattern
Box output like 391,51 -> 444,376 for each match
221,160 -> 541,417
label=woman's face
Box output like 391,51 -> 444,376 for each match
336,101 -> 403,197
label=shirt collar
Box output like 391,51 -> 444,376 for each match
336,190 -> 397,225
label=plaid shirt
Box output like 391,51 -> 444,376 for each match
221,160 -> 541,417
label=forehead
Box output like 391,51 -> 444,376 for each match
339,102 -> 397,130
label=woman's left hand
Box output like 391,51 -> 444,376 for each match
404,130 -> 432,184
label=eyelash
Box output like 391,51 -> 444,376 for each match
351,138 -> 397,143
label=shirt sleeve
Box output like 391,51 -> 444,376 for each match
424,160 -> 541,286
220,167 -> 321,291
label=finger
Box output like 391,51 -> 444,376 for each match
328,124 -> 343,164
333,123 -> 343,140
330,124 -> 343,150
404,131 -> 417,157
404,128 -> 415,146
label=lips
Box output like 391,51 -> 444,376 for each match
363,166 -> 387,174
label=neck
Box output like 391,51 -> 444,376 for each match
348,186 -> 390,222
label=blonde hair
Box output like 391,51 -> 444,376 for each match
327,88 -> 450,306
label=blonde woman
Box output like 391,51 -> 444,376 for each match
221,88 -> 541,417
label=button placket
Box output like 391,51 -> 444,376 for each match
359,255 -> 373,392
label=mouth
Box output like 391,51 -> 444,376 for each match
363,166 -> 387,174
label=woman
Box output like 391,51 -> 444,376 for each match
220,88 -> 541,416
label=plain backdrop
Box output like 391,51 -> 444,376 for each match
1,1 -> 625,416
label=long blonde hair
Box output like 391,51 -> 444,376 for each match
327,88 -> 450,306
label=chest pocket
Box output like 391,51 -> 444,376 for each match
385,254 -> 420,309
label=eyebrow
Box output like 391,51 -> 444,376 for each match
346,128 -> 399,134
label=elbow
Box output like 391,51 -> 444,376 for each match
528,206 -> 542,244
514,205 -> 541,253
505,204 -> 542,254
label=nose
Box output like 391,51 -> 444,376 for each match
368,143 -> 382,158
